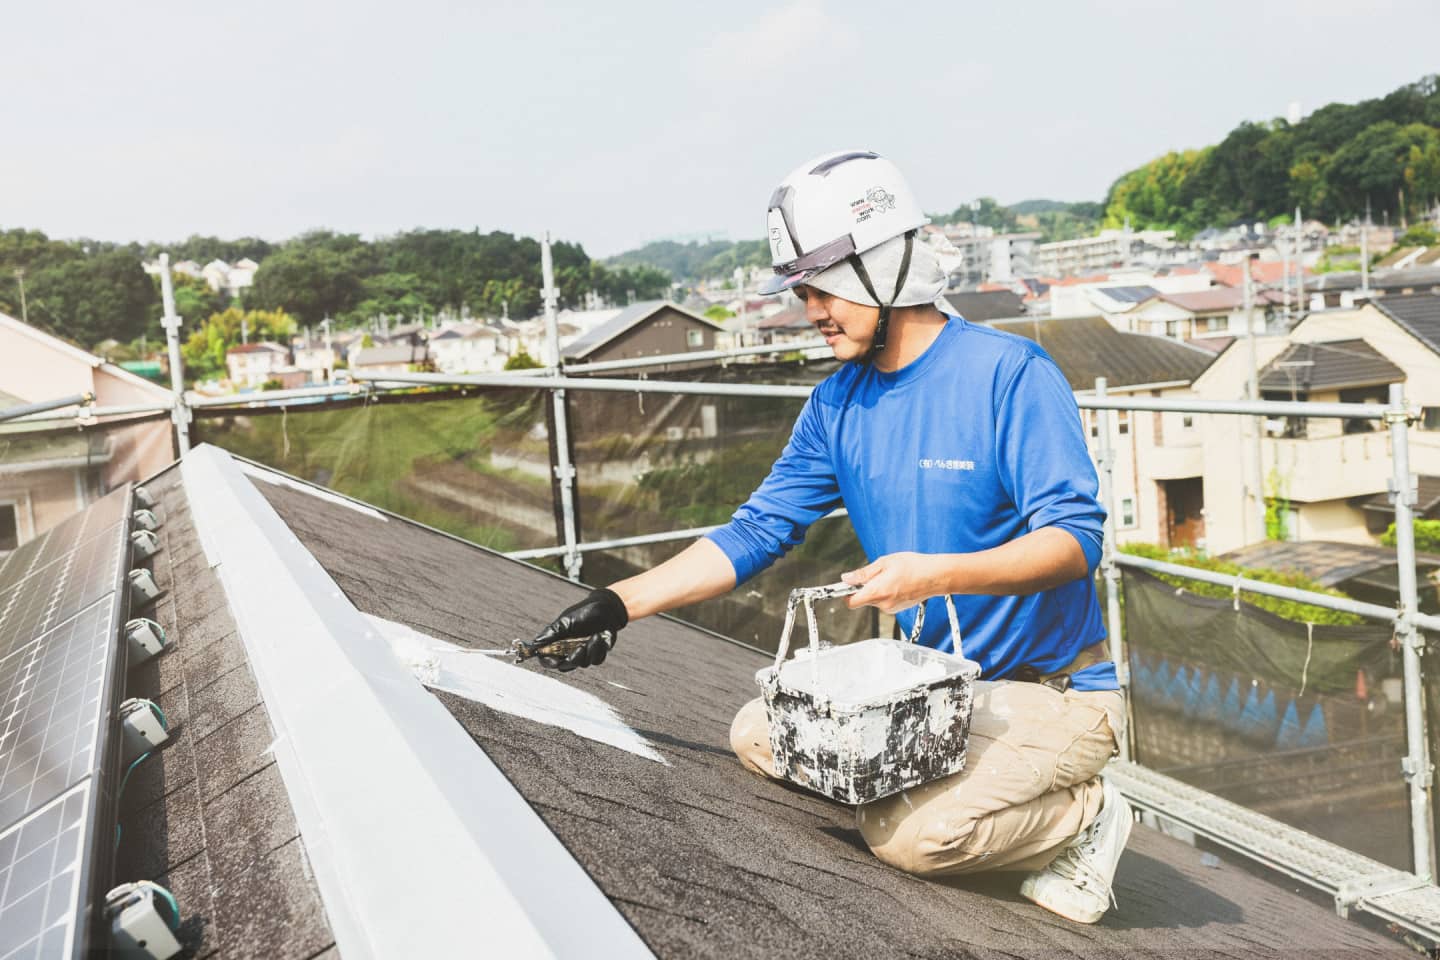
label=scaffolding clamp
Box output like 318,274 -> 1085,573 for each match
1400,753 -> 1434,785
1386,474 -> 1419,506
1382,404 -> 1420,427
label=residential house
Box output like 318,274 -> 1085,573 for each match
988,315 -> 1220,549
429,322 -> 501,374
1188,293 -> 1440,554
1048,272 -> 1212,320
292,341 -> 338,384
0,312 -> 174,548
349,342 -> 431,376
225,342 -> 291,388
1122,287 -> 1286,341
562,301 -> 725,368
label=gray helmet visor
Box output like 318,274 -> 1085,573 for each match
760,233 -> 856,294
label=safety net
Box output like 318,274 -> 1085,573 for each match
1121,565 -> 1434,872
192,389 -> 559,556
565,358 -> 872,653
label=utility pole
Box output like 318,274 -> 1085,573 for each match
1243,254 -> 1266,542
157,254 -> 192,455
1294,207 -> 1305,315
13,268 -> 27,324
1361,199 -> 1372,297
241,317 -> 249,345
1280,221 -> 1291,328
735,266 -> 747,348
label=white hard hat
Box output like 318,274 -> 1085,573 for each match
759,150 -> 929,296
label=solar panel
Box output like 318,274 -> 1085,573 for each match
0,523 -> 127,665
0,487 -> 130,599
0,783 -> 92,959
0,485 -> 133,958
0,598 -> 118,829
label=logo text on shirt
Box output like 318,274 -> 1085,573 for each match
919,458 -> 975,471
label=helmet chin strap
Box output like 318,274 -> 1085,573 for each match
847,230 -> 915,364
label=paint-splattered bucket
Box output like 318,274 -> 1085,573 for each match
755,583 -> 982,805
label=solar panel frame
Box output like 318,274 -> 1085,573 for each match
0,485 -> 134,958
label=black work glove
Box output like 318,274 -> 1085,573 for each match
524,587 -> 629,672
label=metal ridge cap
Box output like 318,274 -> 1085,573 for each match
180,444 -> 654,960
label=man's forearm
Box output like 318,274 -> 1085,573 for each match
844,527 -> 1090,614
608,537 -> 738,620
938,527 -> 1090,596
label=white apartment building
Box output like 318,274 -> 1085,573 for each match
1034,229 -> 1177,279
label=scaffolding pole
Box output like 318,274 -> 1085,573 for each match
541,233 -> 582,582
1388,382 -> 1436,881
157,254 -> 192,454
0,393 -> 92,424
1093,378 -> 1132,759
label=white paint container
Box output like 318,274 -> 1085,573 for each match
756,583 -> 980,805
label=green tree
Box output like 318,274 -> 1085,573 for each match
180,307 -> 296,382
1380,519 -> 1440,553
247,232 -> 373,323
23,249 -> 156,347
504,346 -> 541,370
703,304 -> 735,322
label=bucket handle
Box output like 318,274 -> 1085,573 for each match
772,582 -> 964,671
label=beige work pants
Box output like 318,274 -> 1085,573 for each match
729,680 -> 1124,877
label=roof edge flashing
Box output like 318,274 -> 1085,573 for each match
179,444 -> 653,960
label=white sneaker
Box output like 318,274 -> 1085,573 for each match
1020,776 -> 1133,924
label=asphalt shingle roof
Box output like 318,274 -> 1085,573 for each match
988,315 -> 1218,390
942,290 -> 1026,322
1374,292 -> 1440,355
251,472 -> 1409,959
107,457 -> 1419,957
1257,339 -> 1404,393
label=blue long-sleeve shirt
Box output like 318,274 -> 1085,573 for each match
706,315 -> 1115,690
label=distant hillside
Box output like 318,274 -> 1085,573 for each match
607,239 -> 768,283
1105,74 -> 1440,236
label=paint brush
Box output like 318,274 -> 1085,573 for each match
474,638 -> 590,664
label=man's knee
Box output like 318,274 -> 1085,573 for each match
858,791 -> 983,878
729,698 -> 775,778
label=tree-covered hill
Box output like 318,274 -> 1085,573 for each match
1105,74 -> 1440,236
0,228 -> 671,352
606,238 -> 769,284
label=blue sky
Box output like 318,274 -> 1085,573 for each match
4,0 -> 1438,256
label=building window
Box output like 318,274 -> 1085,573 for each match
1117,409 -> 1130,435
1120,497 -> 1135,528
1181,414 -> 1193,429
0,504 -> 16,551
1422,407 -> 1440,431
686,329 -> 704,348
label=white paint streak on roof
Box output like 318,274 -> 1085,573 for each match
371,614 -> 666,765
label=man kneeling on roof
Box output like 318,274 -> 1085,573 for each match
527,150 -> 1132,924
